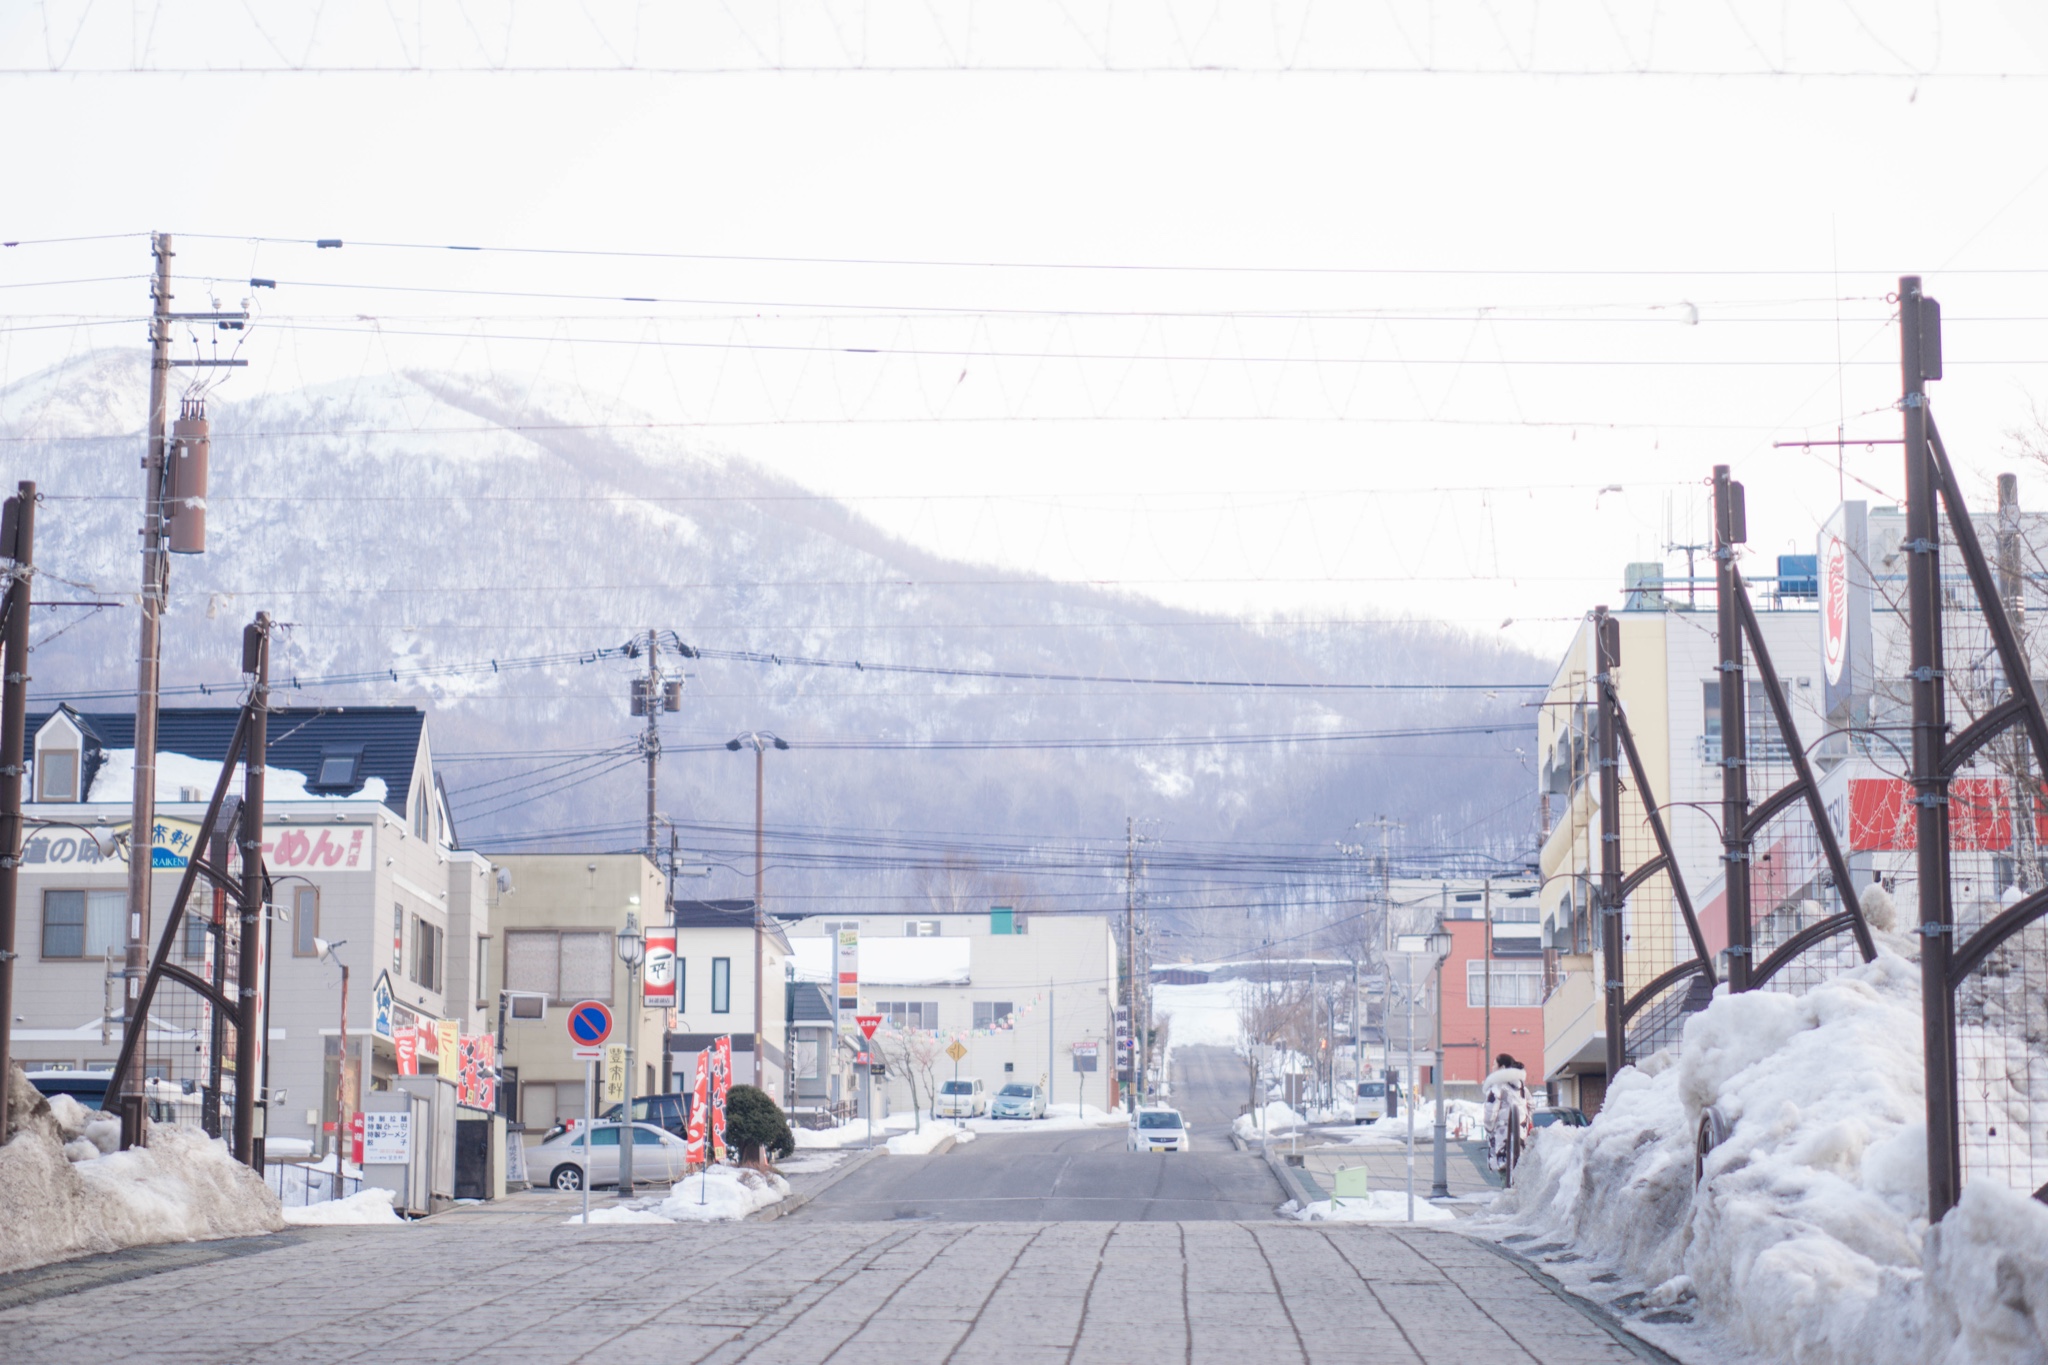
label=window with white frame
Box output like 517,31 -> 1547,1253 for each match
1465,960 -> 1544,1009
42,888 -> 122,958
503,929 -> 611,1003
36,748 -> 79,802
903,920 -> 941,937
711,957 -> 731,1013
972,1001 -> 1015,1030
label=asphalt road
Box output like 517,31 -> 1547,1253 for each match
801,1042 -> 1283,1222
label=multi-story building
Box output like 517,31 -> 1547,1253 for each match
1534,565 -> 1826,1114
783,908 -> 1117,1117
484,853 -> 670,1136
13,704 -> 492,1154
664,898 -> 791,1102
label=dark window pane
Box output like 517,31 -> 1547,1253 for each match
43,889 -> 85,957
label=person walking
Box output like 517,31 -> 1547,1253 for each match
1482,1053 -> 1532,1184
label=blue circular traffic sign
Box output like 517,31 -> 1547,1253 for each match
567,1000 -> 613,1047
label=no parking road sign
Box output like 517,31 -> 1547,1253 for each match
567,999 -> 613,1061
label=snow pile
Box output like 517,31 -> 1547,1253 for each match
563,1204 -> 676,1225
653,1166 -> 791,1222
1486,948 -> 2048,1365
1349,1097 -> 1485,1141
887,1122 -> 975,1155
282,1187 -> 404,1226
1292,1190 -> 1457,1224
1232,1101 -> 1307,1140
0,1068 -> 284,1273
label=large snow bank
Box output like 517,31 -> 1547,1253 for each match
1485,948 -> 2048,1365
0,1067 -> 284,1273
1292,1190 -> 1457,1224
281,1187 -> 403,1226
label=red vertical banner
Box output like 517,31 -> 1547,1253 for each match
349,1111 -> 365,1165
710,1035 -> 733,1159
685,1051 -> 711,1165
643,928 -> 677,1007
395,1029 -> 418,1076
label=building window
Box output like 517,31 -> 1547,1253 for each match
504,929 -> 611,1004
410,915 -> 443,993
1494,892 -> 1540,924
293,886 -> 321,956
879,1000 -> 940,1030
412,782 -> 430,840
43,888 -> 123,958
37,749 -> 79,802
1465,960 -> 1544,1009
181,904 -> 212,960
819,920 -> 859,937
312,747 -> 361,789
903,920 -> 940,937
711,958 -> 731,1013
972,1001 -> 1015,1030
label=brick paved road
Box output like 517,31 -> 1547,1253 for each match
0,1218 -> 1660,1364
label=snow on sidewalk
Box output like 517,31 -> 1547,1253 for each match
282,1188 -> 404,1226
561,1165 -> 791,1224
1289,1190 -> 1457,1224
1480,945 -> 2048,1365
0,1067 -> 284,1274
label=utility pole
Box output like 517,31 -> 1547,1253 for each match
753,741 -> 765,1089
0,482 -> 34,1141
631,630 -> 681,859
1482,877 -> 1492,1077
1714,466 -> 1752,993
233,614 -> 270,1166
1125,817 -> 1136,1108
121,235 -> 175,1125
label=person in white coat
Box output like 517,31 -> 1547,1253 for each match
1482,1053 -> 1532,1180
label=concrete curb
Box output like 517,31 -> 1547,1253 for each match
1461,1234 -> 1683,1365
1259,1141 -> 1323,1206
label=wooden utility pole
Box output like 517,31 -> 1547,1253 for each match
0,483 -> 34,1138
119,235 -> 175,1130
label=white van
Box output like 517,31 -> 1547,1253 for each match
1352,1079 -> 1391,1124
935,1077 -> 988,1118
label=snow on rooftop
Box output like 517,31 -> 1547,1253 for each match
82,748 -> 388,806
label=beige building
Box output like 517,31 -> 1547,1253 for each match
485,853 -> 668,1134
1535,580 -> 1824,1112
11,704 -> 491,1155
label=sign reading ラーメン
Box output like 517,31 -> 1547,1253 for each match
21,819 -> 368,871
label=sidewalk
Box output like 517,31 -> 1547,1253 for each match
1255,1125 -> 1501,1213
0,1216 -> 1671,1364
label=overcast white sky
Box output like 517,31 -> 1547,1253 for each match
9,3 -> 2048,659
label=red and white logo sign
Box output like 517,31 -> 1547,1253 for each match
855,1013 -> 882,1040
1823,533 -> 1849,687
643,928 -> 677,1007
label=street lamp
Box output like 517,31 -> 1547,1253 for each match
726,732 -> 788,1090
1394,930 -> 1452,1222
615,911 -> 644,1197
312,937 -> 349,1202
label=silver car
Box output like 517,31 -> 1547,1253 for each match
535,1121 -> 691,1191
989,1082 -> 1047,1120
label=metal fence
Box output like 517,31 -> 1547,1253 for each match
266,1158 -> 363,1209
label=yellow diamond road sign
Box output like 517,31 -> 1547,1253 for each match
945,1040 -> 968,1063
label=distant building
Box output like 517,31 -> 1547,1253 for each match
782,909 -> 1116,1116
665,899 -> 791,1104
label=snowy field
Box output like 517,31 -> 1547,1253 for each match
1481,944 -> 2048,1365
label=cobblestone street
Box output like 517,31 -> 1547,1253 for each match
0,1216 -> 1657,1365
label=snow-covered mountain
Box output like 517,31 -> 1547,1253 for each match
0,351 -> 1542,933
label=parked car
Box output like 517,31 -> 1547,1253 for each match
1127,1106 -> 1191,1152
601,1092 -> 693,1137
25,1070 -> 198,1123
1531,1106 -> 1590,1130
934,1077 -> 988,1118
535,1121 -> 691,1191
990,1082 -> 1047,1120
1352,1079 -> 1391,1124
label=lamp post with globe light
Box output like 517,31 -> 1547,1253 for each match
616,912 -> 644,1197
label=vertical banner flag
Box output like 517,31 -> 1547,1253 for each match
685,1051 -> 711,1164
710,1035 -> 733,1159
644,928 -> 678,1007
395,1028 -> 418,1076
436,1019 -> 461,1076
603,1044 -> 627,1106
836,928 -> 859,1024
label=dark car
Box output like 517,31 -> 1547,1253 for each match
1531,1106 -> 1590,1129
26,1070 -> 115,1113
600,1092 -> 693,1137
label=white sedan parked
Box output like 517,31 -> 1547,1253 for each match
535,1121 -> 691,1191
1127,1107 -> 1191,1153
